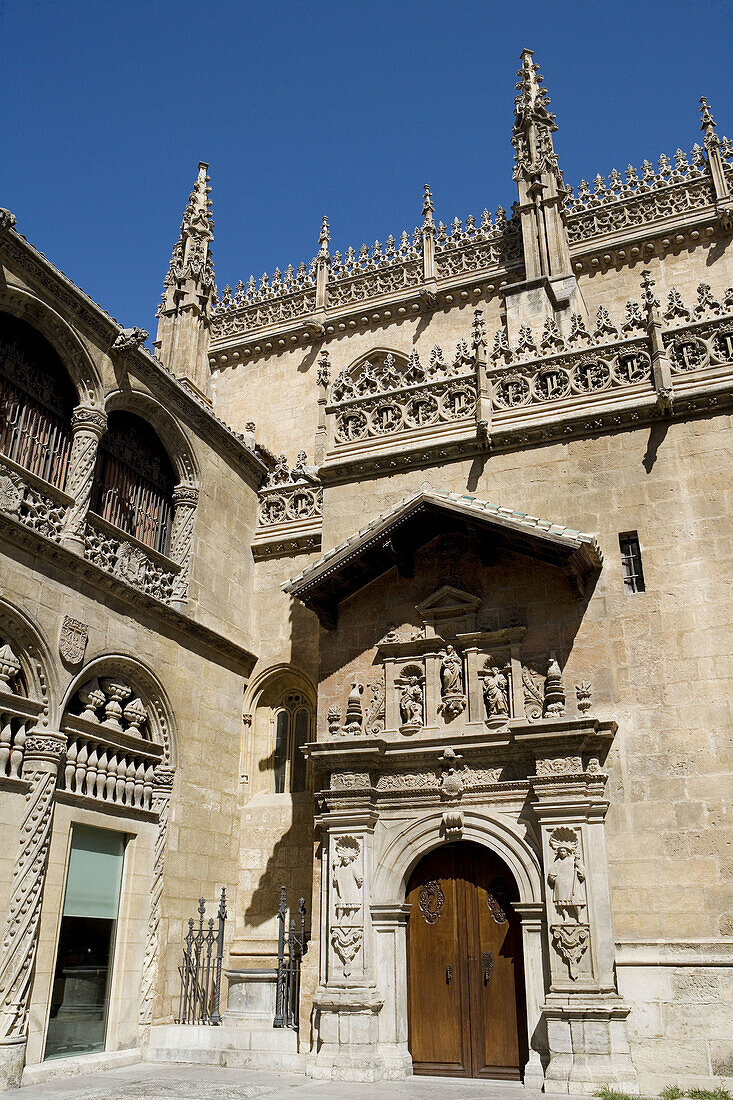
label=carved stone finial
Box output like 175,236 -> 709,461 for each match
543,654 -> 565,717
700,96 -> 717,141
471,308 -> 486,350
318,215 -> 330,260
0,643 -> 21,687
0,208 -> 16,232
111,326 -> 149,353
343,682 -> 364,735
422,184 -> 435,227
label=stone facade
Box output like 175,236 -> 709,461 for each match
0,49 -> 731,1095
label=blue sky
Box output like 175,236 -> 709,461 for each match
2,0 -> 731,337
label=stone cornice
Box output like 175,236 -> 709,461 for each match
0,227 -> 271,486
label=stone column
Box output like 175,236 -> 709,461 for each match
314,352 -> 330,468
139,767 -> 175,1029
370,903 -> 412,1080
0,730 -> 66,1091
309,808 -> 384,1081
59,407 -> 107,554
169,485 -> 199,609
532,769 -> 638,1094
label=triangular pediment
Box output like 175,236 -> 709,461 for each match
283,487 -> 603,629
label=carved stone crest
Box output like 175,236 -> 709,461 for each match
59,616 -> 88,665
439,747 -> 464,800
330,927 -> 362,977
0,466 -> 23,515
114,542 -> 148,585
551,923 -> 590,979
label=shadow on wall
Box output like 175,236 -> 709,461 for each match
243,794 -> 316,932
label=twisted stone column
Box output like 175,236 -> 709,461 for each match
139,768 -> 175,1027
0,731 -> 65,1090
60,406 -> 107,554
169,485 -> 198,608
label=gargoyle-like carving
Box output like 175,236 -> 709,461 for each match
111,327 -> 149,352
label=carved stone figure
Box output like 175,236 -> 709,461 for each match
399,677 -> 423,729
483,664 -> 509,718
438,645 -> 466,718
548,828 -> 586,922
440,645 -> 463,694
332,837 -> 362,918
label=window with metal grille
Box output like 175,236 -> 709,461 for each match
619,532 -> 645,593
0,313 -> 74,488
91,412 -> 175,555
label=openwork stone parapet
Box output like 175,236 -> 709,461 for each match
253,451 -> 323,560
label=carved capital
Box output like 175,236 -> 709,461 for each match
71,405 -> 107,438
172,484 -> 200,508
21,732 -> 66,763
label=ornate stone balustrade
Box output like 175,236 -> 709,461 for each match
0,690 -> 45,782
84,514 -> 180,604
209,141 -> 731,351
253,451 -> 323,560
563,144 -> 722,244
61,716 -> 161,811
60,677 -> 164,811
0,456 -> 69,543
323,346 -> 480,472
484,282 -> 733,437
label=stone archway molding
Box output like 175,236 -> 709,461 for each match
372,808 -> 543,906
104,388 -> 200,488
0,594 -> 59,728
0,284 -> 104,408
61,651 -> 178,768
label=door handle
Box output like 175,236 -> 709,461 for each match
445,964 -> 453,984
482,951 -> 494,984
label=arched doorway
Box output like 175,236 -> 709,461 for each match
406,841 -> 528,1080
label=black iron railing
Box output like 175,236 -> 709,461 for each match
274,887 -> 308,1031
176,888 -> 227,1025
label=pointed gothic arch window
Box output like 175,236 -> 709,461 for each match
91,412 -> 175,554
272,692 -> 311,794
0,312 -> 75,488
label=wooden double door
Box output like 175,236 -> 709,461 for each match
406,842 -> 528,1079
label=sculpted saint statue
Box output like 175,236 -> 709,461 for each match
399,677 -> 423,726
547,837 -> 586,922
440,646 -> 463,695
332,840 -> 363,917
483,666 -> 509,717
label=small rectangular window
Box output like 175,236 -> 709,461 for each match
619,532 -> 645,593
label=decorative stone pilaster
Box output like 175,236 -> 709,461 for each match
0,731 -> 65,1090
309,808 -> 384,1081
59,406 -> 107,554
532,769 -> 638,1094
370,903 -> 413,1080
314,351 -> 330,467
169,485 -> 199,609
139,767 -> 175,1028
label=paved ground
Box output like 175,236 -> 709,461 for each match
17,1062 -> 567,1100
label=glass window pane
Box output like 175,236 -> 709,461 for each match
291,708 -> 310,793
273,710 -> 288,794
44,826 -> 125,1061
